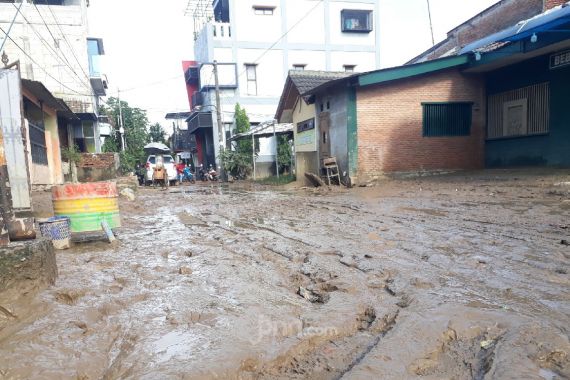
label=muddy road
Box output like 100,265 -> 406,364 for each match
0,170 -> 569,379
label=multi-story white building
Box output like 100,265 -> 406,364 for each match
184,0 -> 380,175
0,0 -> 107,154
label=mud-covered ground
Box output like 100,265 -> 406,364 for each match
0,169 -> 569,379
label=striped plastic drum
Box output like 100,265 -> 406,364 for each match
52,182 -> 121,233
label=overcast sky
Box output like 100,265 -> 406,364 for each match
87,0 -> 500,132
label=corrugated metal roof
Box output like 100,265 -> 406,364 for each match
229,122 -> 293,141
288,70 -> 352,95
460,3 -> 570,54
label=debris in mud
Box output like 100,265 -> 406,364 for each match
55,290 -> 84,305
0,305 -> 17,319
178,266 -> 192,275
297,286 -> 329,303
480,339 -> 495,350
119,188 -> 136,201
304,172 -> 325,187
357,306 -> 376,330
560,239 -> 570,246
396,294 -> 413,308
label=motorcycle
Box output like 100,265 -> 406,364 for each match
207,165 -> 219,181
181,166 -> 195,184
198,165 -> 208,182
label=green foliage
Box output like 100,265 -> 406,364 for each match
99,97 -> 151,173
149,122 -> 166,144
220,148 -> 252,179
220,103 -> 256,179
61,144 -> 81,164
277,135 -> 292,174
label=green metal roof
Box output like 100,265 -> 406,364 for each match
358,55 -> 470,87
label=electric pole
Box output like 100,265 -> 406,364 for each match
426,0 -> 435,46
212,60 -> 225,180
118,89 -> 125,151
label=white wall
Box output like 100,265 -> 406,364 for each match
0,1 -> 94,111
288,50 -> 327,71
286,0 -> 326,45
236,48 -> 283,97
330,51 -> 376,72
233,0 -> 282,43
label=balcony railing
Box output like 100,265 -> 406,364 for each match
212,22 -> 231,40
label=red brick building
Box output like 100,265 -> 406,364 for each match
356,68 -> 486,182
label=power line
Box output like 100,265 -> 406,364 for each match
14,3 -> 92,92
42,0 -> 92,84
0,1 -> 23,52
0,24 -> 90,97
235,0 -> 324,80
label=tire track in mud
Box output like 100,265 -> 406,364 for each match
334,310 -> 400,380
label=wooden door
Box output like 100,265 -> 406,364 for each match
319,112 -> 331,159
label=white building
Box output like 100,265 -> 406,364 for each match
185,0 -> 380,175
0,0 -> 107,153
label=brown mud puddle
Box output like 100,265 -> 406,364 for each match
0,171 -> 569,379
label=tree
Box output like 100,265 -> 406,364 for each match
149,123 -> 166,144
220,103 -> 255,179
277,135 -> 292,174
99,97 -> 151,173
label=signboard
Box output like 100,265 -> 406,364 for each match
295,118 -> 316,152
199,63 -> 238,90
550,49 -> 570,70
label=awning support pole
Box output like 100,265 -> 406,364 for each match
273,121 -> 279,180
252,133 -> 256,181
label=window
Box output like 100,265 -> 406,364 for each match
293,64 -> 306,71
82,122 -> 96,153
341,9 -> 373,33
297,118 -> 315,133
344,65 -> 356,72
245,64 -> 257,95
253,6 -> 274,15
487,82 -> 549,139
29,121 -> 48,165
422,102 -> 473,137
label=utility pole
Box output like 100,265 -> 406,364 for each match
273,120 -> 279,180
118,89 -> 125,151
212,60 -> 225,180
426,0 -> 435,46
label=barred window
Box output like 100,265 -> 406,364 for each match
487,82 -> 550,139
422,102 -> 473,137
29,121 -> 48,165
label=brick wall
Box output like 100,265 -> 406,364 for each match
356,69 -> 486,182
544,0 -> 567,10
78,153 -> 116,169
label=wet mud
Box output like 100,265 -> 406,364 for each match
0,169 -> 569,379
